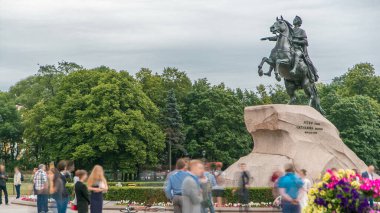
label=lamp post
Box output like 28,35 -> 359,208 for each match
202,150 -> 206,162
168,142 -> 172,171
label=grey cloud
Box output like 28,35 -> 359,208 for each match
0,0 -> 379,90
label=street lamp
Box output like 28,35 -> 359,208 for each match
168,142 -> 172,171
202,150 -> 206,162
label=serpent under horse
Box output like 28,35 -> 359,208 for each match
258,17 -> 325,114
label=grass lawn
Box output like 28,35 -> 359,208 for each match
5,182 -> 34,196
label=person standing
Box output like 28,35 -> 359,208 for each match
88,165 -> 108,213
298,169 -> 311,210
200,171 -> 215,213
34,164 -> 48,213
278,164 -> 304,213
203,165 -> 216,213
48,168 -> 65,213
182,160 -> 204,213
165,158 -> 190,213
72,170 -> 80,208
235,163 -> 251,213
57,160 -> 69,213
14,167 -> 22,199
0,165 -> 8,205
212,162 -> 225,207
75,170 -> 90,213
362,165 -> 376,208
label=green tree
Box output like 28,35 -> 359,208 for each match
163,89 -> 186,169
183,79 -> 252,165
135,68 -> 166,109
342,63 -> 380,102
328,95 -> 380,167
0,92 -> 23,164
9,61 -> 82,108
136,67 -> 192,110
161,67 -> 192,103
8,76 -> 46,109
23,67 -> 165,172
269,84 -> 289,104
256,84 -> 271,104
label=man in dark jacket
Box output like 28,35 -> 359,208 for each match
75,170 -> 90,213
0,165 -> 8,205
235,163 -> 251,213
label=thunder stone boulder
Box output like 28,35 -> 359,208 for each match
224,104 -> 367,187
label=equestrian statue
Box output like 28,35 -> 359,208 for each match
258,16 -> 324,114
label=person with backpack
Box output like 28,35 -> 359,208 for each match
14,167 -> 23,199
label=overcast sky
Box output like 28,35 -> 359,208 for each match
0,0 -> 379,91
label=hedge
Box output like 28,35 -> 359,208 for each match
107,182 -> 164,187
66,185 -> 273,204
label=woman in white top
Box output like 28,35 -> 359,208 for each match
299,169 -> 311,210
14,167 -> 22,199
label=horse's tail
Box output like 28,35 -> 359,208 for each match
311,84 -> 326,115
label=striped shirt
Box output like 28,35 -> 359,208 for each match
34,169 -> 47,191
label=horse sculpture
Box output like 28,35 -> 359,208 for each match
258,16 -> 325,114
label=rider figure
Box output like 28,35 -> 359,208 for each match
291,16 -> 319,82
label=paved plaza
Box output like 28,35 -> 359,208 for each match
0,204 -> 130,213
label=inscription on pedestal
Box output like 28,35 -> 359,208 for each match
296,120 -> 323,134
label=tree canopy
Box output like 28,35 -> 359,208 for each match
1,61 -> 379,171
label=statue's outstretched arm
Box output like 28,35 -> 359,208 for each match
261,35 -> 278,41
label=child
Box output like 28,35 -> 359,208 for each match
75,170 -> 90,213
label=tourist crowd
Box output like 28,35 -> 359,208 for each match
0,161 -> 108,213
270,164 -> 377,213
0,159 -> 377,213
164,158 -> 378,213
34,162 -> 108,213
165,158 -> 251,213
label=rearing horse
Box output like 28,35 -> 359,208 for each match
258,17 -> 325,114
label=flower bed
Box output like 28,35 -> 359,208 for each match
305,169 -> 380,213
21,195 -> 56,203
115,200 -> 274,208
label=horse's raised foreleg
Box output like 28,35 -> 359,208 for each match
285,80 -> 297,104
258,57 -> 269,76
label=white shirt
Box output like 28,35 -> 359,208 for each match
14,172 -> 22,185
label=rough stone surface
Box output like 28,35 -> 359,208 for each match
224,104 -> 367,187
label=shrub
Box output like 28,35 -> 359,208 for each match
107,182 -> 164,187
66,185 -> 273,204
224,187 -> 274,203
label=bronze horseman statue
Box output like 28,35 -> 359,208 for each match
258,16 -> 324,114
